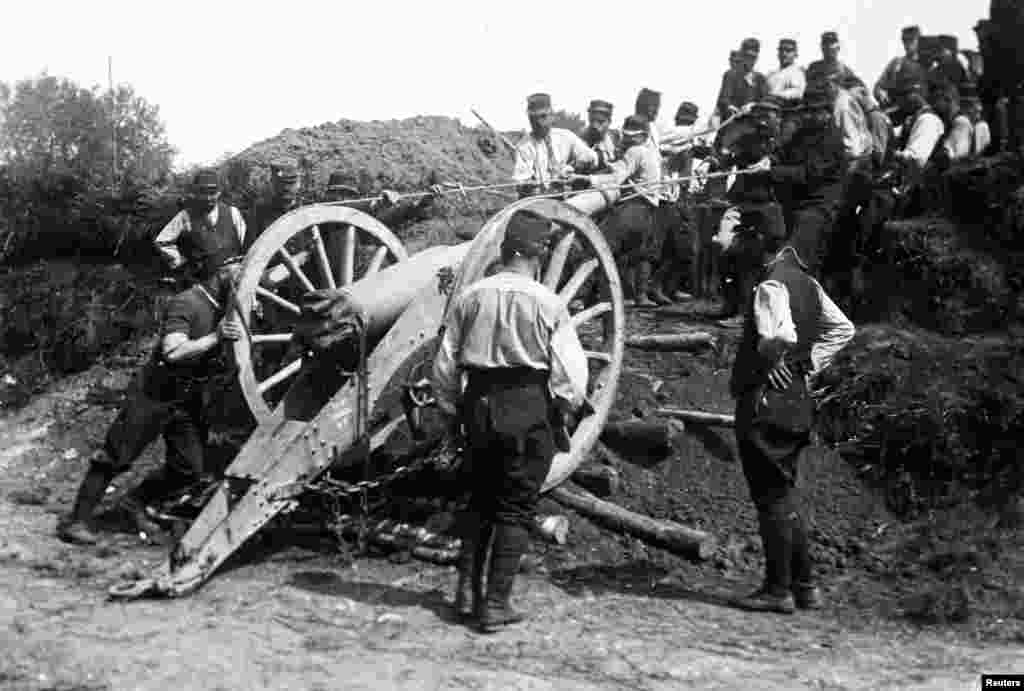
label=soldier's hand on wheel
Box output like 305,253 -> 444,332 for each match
766,360 -> 793,390
218,318 -> 244,341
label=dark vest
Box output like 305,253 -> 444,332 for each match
178,202 -> 242,276
730,249 -> 821,397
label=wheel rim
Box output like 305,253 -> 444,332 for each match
448,197 -> 625,492
233,204 -> 408,423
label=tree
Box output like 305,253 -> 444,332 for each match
0,73 -> 174,188
550,109 -> 586,133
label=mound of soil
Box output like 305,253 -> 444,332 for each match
816,323 -> 1024,516
231,115 -> 514,198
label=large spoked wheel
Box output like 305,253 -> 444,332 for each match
233,204 -> 408,423
449,197 -> 626,492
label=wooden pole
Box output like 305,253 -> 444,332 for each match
549,486 -> 716,561
626,332 -> 716,351
656,408 -> 735,428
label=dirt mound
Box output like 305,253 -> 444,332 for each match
231,115 -> 515,195
816,323 -> 1024,516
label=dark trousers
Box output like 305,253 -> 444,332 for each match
787,192 -> 841,279
600,198 -> 663,268
463,368 -> 556,529
654,199 -> 695,294
98,374 -> 208,480
734,388 -> 814,592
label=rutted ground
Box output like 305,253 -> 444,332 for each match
0,307 -> 1021,691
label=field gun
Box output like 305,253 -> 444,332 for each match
110,187 -> 628,599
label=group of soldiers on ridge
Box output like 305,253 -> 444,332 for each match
57,24 -> 988,630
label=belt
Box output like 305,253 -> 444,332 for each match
464,366 -> 549,395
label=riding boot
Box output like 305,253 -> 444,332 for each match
734,507 -> 795,614
57,460 -> 116,545
452,510 -> 481,620
633,261 -> 656,308
121,466 -> 190,538
478,522 -> 529,632
790,506 -> 822,609
647,266 -> 674,305
472,520 -> 494,622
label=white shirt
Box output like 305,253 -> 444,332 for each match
901,110 -> 945,169
753,251 -> 856,376
154,205 -> 247,270
974,120 -> 992,155
591,140 -> 664,207
432,271 -> 589,415
835,89 -> 875,159
513,127 -> 599,188
943,114 -> 975,161
766,64 -> 807,102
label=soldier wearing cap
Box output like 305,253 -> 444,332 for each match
874,26 -> 927,107
766,39 -> 806,108
513,93 -> 599,197
58,259 -> 247,546
711,99 -> 785,325
807,32 -> 864,90
581,114 -> 668,307
892,79 -> 946,187
154,169 -> 247,281
767,81 -> 846,281
580,99 -> 621,170
653,101 -> 707,302
960,83 -> 992,155
322,169 -> 441,228
716,39 -> 768,122
433,209 -> 588,632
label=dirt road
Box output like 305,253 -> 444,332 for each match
0,311 -> 1021,691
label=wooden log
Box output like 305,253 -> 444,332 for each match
657,408 -> 735,428
549,486 -> 716,561
601,419 -> 675,455
571,462 -> 621,497
626,332 -> 715,351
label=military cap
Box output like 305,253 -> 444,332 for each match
675,101 -> 699,118
821,31 -> 839,44
740,38 -> 760,54
636,88 -> 661,110
527,93 -> 552,112
190,169 -> 219,190
622,114 -> 651,135
587,99 -> 614,115
502,210 -> 550,259
901,25 -> 921,38
778,38 -> 797,50
273,164 -> 299,183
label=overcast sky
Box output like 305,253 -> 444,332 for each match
1,0 -> 987,168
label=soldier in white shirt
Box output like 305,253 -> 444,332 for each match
433,210 -> 588,632
766,39 -> 806,109
579,99 -> 621,170
513,93 -> 599,198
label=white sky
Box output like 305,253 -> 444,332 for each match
1,0 -> 986,168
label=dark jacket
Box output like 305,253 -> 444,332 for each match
769,121 -> 845,207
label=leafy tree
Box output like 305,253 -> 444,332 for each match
550,108 -> 586,133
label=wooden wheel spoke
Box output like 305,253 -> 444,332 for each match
309,225 -> 336,290
252,333 -> 294,344
255,286 -> 301,315
257,358 -> 303,394
571,301 -> 611,328
340,224 -> 356,286
365,245 -> 389,276
584,350 -> 612,364
543,230 -> 576,290
559,258 -> 598,306
276,247 -> 316,292
264,249 -> 311,286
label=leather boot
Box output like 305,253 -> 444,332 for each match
120,467 -> 184,539
452,510 -> 481,620
633,262 -> 656,308
478,522 -> 529,633
734,507 -> 795,614
471,520 -> 494,622
57,461 -> 115,546
790,507 -> 822,609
